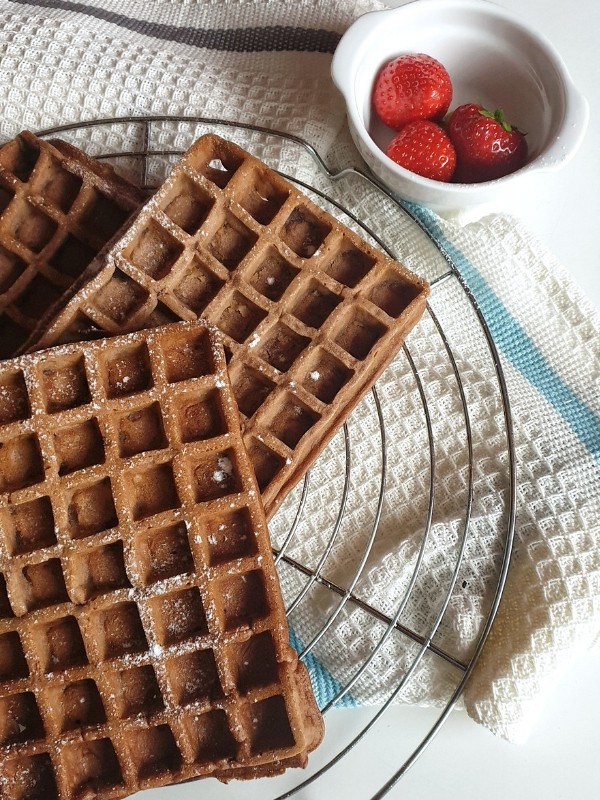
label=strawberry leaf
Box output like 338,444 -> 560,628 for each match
479,107 -> 513,132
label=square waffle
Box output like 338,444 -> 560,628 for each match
24,133 -> 429,518
0,131 -> 145,359
0,320 -> 323,799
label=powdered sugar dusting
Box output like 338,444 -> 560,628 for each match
213,455 -> 233,483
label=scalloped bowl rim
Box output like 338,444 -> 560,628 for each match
331,0 -> 589,211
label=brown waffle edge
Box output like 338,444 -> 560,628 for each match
0,131 -> 145,359
22,133 -> 430,518
0,320 -> 324,799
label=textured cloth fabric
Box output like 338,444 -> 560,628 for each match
0,0 -> 598,746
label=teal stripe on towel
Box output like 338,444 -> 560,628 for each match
289,626 -> 357,708
410,205 -> 600,462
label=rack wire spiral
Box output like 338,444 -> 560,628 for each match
36,116 -> 516,799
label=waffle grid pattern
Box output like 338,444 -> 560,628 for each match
0,322 -> 319,800
0,132 -> 144,359
27,134 -> 429,517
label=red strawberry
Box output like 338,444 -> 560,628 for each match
372,53 -> 452,130
385,120 -> 456,182
448,103 -> 528,183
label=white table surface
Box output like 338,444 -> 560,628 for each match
139,1 -> 600,798
362,1 -> 600,798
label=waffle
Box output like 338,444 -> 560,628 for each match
24,133 -> 429,517
0,320 -> 323,800
0,131 -> 145,359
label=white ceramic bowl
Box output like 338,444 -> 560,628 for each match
331,0 -> 589,214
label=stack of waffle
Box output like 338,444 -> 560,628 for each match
0,130 -> 429,799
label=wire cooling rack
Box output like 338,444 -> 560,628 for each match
36,116 -> 516,799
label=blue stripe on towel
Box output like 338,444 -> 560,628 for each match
289,626 -> 357,708
410,205 -> 600,462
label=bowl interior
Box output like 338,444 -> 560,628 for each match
358,5 -> 566,164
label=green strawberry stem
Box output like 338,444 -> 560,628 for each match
479,106 -> 517,133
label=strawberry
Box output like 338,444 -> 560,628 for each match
385,120 -> 456,182
448,103 -> 528,183
372,53 -> 453,130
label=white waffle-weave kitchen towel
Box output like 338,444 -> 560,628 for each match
0,0 -> 598,746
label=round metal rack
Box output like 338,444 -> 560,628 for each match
37,116 -> 516,799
